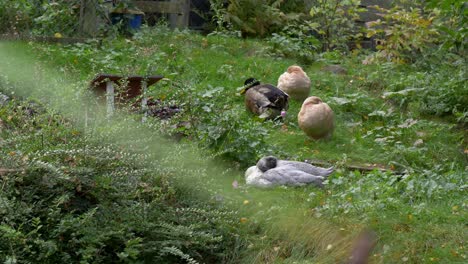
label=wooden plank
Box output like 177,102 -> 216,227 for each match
80,0 -> 99,37
106,81 -> 115,118
170,0 -> 190,29
0,34 -> 91,44
134,0 -> 185,14
306,159 -> 401,174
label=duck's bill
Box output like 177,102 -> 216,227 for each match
238,86 -> 247,95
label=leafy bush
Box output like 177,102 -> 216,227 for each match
308,0 -> 364,51
426,0 -> 467,55
32,0 -> 82,37
0,0 -> 37,35
268,20 -> 321,63
319,167 -> 465,218
359,55 -> 468,124
364,5 -> 440,63
224,0 -> 301,37
0,98 -> 244,263
149,82 -> 277,167
0,0 -> 82,37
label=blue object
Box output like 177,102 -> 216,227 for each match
129,14 -> 142,30
110,12 -> 143,32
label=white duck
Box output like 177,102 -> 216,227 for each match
245,156 -> 333,188
277,65 -> 311,102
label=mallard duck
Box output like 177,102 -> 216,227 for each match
298,96 -> 334,140
277,65 -> 311,102
240,78 -> 289,120
245,156 -> 334,188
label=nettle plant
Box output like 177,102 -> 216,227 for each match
308,0 -> 364,51
268,20 -> 321,62
426,0 -> 467,55
225,0 -> 301,37
317,165 -> 465,219
364,5 -> 440,64
186,85 -> 275,166
32,0 -> 82,37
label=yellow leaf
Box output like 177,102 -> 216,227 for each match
54,32 -> 63,38
366,32 -> 375,38
243,200 -> 250,205
240,217 -> 248,223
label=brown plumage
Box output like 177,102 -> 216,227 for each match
241,78 -> 289,120
298,96 -> 334,140
277,65 -> 311,102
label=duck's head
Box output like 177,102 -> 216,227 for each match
257,156 -> 278,172
302,96 -> 323,106
287,65 -> 305,74
240,78 -> 261,95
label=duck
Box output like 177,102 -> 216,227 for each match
298,96 -> 334,140
240,78 -> 289,120
277,65 -> 311,102
245,156 -> 334,188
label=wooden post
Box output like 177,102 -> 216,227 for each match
106,81 -> 115,118
79,0 -> 99,37
141,80 -> 148,122
85,105 -> 88,129
169,0 -> 190,29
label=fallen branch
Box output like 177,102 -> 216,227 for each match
306,159 -> 400,174
0,34 -> 92,44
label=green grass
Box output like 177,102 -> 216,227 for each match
1,26 -> 467,263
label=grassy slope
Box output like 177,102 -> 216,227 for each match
2,27 -> 467,263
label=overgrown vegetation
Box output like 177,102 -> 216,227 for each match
1,0 -> 467,263
0,97 -> 247,263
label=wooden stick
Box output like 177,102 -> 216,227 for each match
306,159 -> 397,174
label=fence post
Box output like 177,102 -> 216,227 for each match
106,81 -> 115,118
141,80 -> 148,122
79,0 -> 98,37
169,0 -> 190,29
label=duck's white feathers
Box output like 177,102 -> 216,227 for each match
277,160 -> 334,177
245,157 -> 333,188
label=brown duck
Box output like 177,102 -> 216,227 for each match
240,78 -> 289,120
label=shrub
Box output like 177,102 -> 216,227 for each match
268,20 -> 321,63
0,0 -> 37,35
224,0 -> 301,37
308,0 -> 364,51
426,0 -> 467,56
0,98 -> 244,263
364,5 -> 440,63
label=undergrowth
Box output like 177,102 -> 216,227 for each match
0,98 -> 245,263
0,25 -> 467,263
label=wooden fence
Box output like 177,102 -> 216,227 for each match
133,0 -> 191,29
